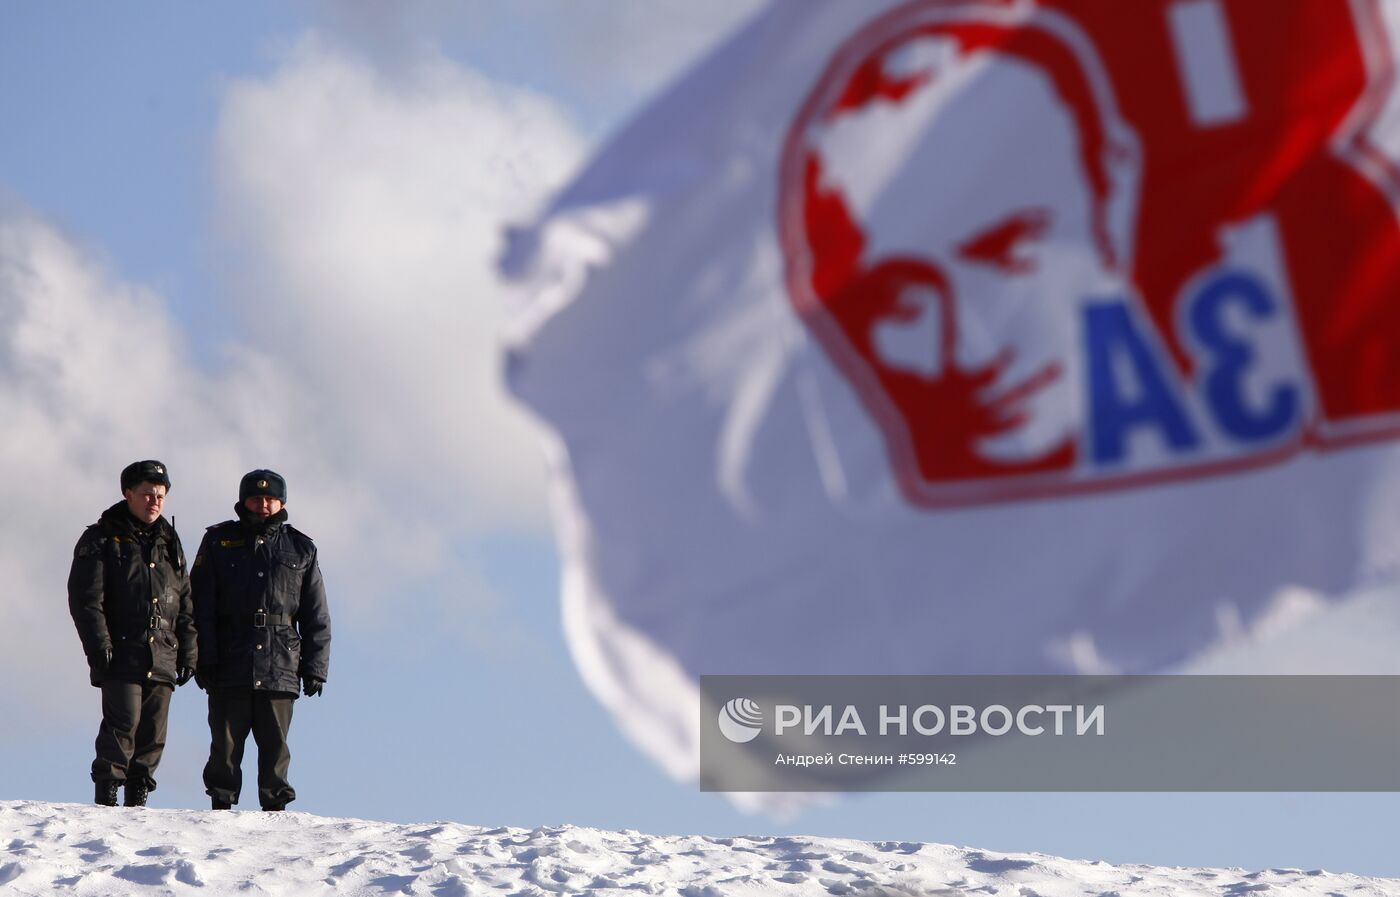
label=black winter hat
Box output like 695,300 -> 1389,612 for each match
121,460 -> 171,492
239,469 -> 287,504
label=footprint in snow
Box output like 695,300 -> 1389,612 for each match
400,843 -> 435,862
966,855 -> 1037,874
431,876 -> 470,897
113,862 -> 172,885
369,872 -> 419,893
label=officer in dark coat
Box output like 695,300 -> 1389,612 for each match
68,460 -> 197,807
191,469 -> 330,811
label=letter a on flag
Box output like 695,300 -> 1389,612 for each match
503,0 -> 1400,786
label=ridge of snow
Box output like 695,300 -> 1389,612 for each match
0,800 -> 1395,896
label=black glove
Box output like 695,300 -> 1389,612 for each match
176,666 -> 195,687
194,664 -> 218,691
302,677 -> 324,698
88,647 -> 112,687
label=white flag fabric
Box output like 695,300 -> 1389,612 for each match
503,0 -> 1400,784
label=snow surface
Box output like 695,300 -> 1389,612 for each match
0,801 -> 1396,897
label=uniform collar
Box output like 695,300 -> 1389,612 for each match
100,501 -> 165,540
235,502 -> 289,537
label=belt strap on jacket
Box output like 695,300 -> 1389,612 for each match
220,611 -> 293,628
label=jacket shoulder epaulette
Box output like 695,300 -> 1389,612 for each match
201,520 -> 244,553
73,523 -> 107,558
282,523 -> 314,542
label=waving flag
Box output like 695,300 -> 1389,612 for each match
503,0 -> 1400,784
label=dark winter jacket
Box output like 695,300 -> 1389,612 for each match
191,505 -> 331,694
67,502 -> 197,687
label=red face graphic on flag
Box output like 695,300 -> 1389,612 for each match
779,0 -> 1400,508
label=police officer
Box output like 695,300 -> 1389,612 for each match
192,469 -> 330,811
68,460 -> 197,807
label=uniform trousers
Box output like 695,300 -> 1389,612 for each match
92,680 -> 172,789
203,689 -> 297,809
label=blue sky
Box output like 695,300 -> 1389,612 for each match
1,2 -> 1397,878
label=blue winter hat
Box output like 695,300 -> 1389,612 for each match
239,469 -> 287,503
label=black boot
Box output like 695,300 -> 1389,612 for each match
94,781 -> 119,807
211,798 -> 232,810
124,782 -> 149,807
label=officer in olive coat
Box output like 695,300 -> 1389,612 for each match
191,469 -> 330,811
68,460 -> 197,807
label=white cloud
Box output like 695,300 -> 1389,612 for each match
212,33 -> 586,533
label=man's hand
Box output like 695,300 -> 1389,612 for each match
302,677 -> 324,698
176,666 -> 196,687
88,647 -> 112,687
194,664 -> 217,691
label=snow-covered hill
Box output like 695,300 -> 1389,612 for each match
0,800 -> 1395,897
